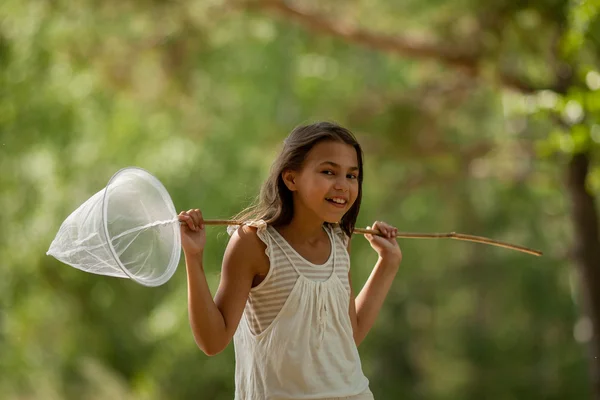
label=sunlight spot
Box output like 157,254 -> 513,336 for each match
537,90 -> 558,109
574,317 -> 593,343
251,20 -> 276,42
21,147 -> 55,183
563,100 -> 584,124
147,304 -> 181,340
586,71 -> 600,91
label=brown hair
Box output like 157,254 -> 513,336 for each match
234,121 -> 364,238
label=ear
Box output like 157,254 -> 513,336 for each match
282,170 -> 298,191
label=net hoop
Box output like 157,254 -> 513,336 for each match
101,166 -> 181,287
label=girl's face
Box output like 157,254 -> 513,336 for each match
284,140 -> 360,224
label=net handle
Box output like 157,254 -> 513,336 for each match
190,219 -> 543,257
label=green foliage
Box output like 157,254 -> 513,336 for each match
1,0 -> 596,399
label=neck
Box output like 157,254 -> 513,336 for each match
278,203 -> 328,244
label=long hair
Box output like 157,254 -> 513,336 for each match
233,121 -> 364,238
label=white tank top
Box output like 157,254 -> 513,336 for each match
228,220 -> 373,400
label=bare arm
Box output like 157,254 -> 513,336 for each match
181,210 -> 265,356
350,257 -> 400,345
347,221 -> 402,346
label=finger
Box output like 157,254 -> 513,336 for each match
190,209 -> 204,230
179,211 -> 195,231
382,223 -> 390,237
195,209 -> 205,230
385,224 -> 393,238
371,221 -> 382,236
383,223 -> 394,238
187,209 -> 201,231
375,221 -> 389,237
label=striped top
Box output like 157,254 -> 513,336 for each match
230,220 -> 351,335
230,220 -> 373,399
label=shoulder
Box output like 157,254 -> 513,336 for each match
227,224 -> 266,256
225,222 -> 270,275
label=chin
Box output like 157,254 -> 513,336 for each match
323,212 -> 347,224
321,206 -> 351,224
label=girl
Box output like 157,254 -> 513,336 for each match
178,122 -> 402,400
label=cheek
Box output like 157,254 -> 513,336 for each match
304,178 -> 329,199
313,175 -> 332,192
350,183 -> 360,201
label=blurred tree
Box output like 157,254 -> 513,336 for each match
243,0 -> 600,397
0,0 -> 595,399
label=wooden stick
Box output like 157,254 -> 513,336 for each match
196,219 -> 543,257
354,228 -> 542,256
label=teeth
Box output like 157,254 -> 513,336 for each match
329,198 -> 346,204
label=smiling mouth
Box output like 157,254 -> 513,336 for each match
326,197 -> 347,206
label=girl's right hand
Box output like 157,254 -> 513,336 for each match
179,209 -> 206,256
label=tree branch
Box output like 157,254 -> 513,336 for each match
240,0 -> 557,94
243,0 -> 477,69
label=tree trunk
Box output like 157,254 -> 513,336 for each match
566,152 -> 600,399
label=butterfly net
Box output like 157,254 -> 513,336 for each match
47,167 -> 181,287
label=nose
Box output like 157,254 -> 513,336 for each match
333,176 -> 349,192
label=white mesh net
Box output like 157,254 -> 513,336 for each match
47,167 -> 181,287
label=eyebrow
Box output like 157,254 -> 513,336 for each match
319,161 -> 359,172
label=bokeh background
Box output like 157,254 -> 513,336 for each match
2,0 -> 600,399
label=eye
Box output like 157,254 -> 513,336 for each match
347,174 -> 358,180
321,170 -> 334,175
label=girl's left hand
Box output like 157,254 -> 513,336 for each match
364,221 -> 402,265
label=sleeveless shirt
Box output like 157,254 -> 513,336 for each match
227,220 -> 373,400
